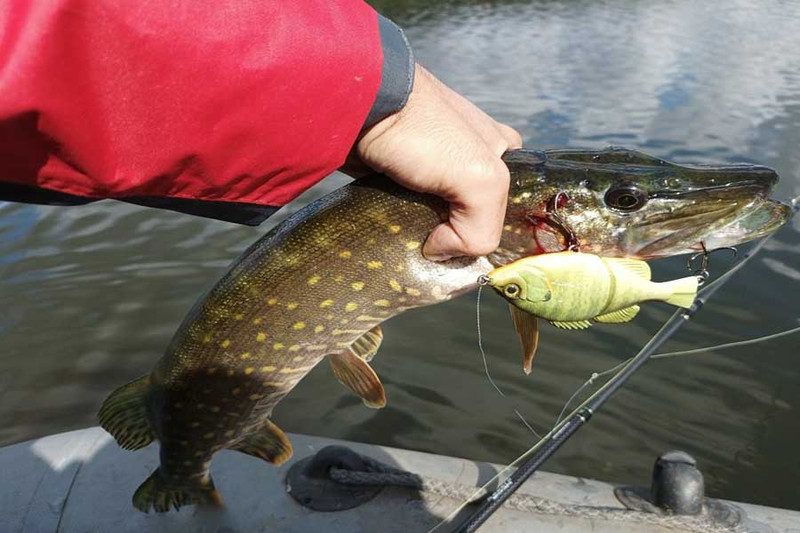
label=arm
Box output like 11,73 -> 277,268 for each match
0,0 -> 395,224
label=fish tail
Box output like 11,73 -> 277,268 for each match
663,276 -> 699,309
98,374 -> 155,450
133,469 -> 223,513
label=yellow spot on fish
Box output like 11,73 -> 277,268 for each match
190,422 -> 200,428
287,302 -> 299,310
367,261 -> 383,269
224,430 -> 235,437
395,264 -> 404,272
345,302 -> 358,312
521,192 -> 532,199
512,196 -> 522,204
374,299 -> 390,307
389,279 -> 402,292
244,367 -> 255,375
220,339 -> 231,348
232,388 -> 241,395
503,224 -> 512,231
351,281 -> 365,291
406,288 -> 421,297
210,406 -> 220,413
405,241 -> 420,250
334,275 -> 344,282
293,321 -> 306,330
326,314 -> 334,320
261,366 -> 276,372
293,356 -> 304,362
339,250 -> 352,259
320,299 -> 334,308
267,298 -> 278,306
227,369 -> 235,377
280,366 -> 313,374
202,334 -> 212,344
398,297 -> 407,303
256,332 -> 266,342
307,345 -> 328,351
203,432 -> 215,440
314,325 -> 325,333
263,381 -> 284,387
357,315 -> 382,321
514,228 -> 522,235
273,343 -> 285,350
307,275 -> 321,285
253,317 -> 263,325
240,352 -> 251,360
249,393 -> 263,400
234,313 -> 244,321
206,368 -> 217,376
388,224 -> 401,233
289,344 -> 301,352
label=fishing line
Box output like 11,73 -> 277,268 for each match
475,285 -> 541,439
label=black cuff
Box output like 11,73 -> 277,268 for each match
363,15 -> 415,130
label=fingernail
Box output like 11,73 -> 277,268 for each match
424,252 -> 453,262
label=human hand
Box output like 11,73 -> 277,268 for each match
354,64 -> 522,261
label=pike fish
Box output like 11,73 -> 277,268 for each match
484,251 -> 699,373
98,148 -> 790,512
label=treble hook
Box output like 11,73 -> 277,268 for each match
526,191 -> 581,252
687,242 -> 738,284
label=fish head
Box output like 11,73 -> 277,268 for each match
496,148 -> 791,262
485,260 -> 553,314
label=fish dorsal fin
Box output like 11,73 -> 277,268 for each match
350,325 -> 383,363
329,343 -> 387,409
594,305 -> 641,323
608,258 -> 651,280
231,419 -> 293,465
98,374 -> 155,451
508,304 -> 540,375
550,320 -> 592,330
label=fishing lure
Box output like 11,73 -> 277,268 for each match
482,251 -> 699,374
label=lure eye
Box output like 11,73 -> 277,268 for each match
604,185 -> 648,212
504,284 -> 521,298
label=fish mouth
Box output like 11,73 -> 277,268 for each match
634,197 -> 791,258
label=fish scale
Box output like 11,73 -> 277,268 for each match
97,148 -> 789,512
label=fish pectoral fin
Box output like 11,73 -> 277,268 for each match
508,304 -> 540,375
329,348 -> 387,409
98,374 -> 155,451
350,325 -> 383,363
549,320 -> 592,330
594,305 -> 641,323
133,468 -> 222,513
231,419 -> 293,465
608,258 -> 651,280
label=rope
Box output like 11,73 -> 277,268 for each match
327,461 -> 744,533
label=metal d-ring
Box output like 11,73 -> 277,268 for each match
477,275 -> 492,286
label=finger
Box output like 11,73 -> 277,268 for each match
423,162 -> 509,261
496,123 -> 523,150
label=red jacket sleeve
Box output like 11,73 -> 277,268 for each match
0,0 -> 383,211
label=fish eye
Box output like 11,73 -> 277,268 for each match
604,185 -> 648,212
504,284 -> 521,298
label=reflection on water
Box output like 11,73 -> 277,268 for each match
1,0 -> 799,511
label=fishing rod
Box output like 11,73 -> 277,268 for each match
454,194 -> 799,533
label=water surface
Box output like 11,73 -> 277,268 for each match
1,0 -> 799,511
